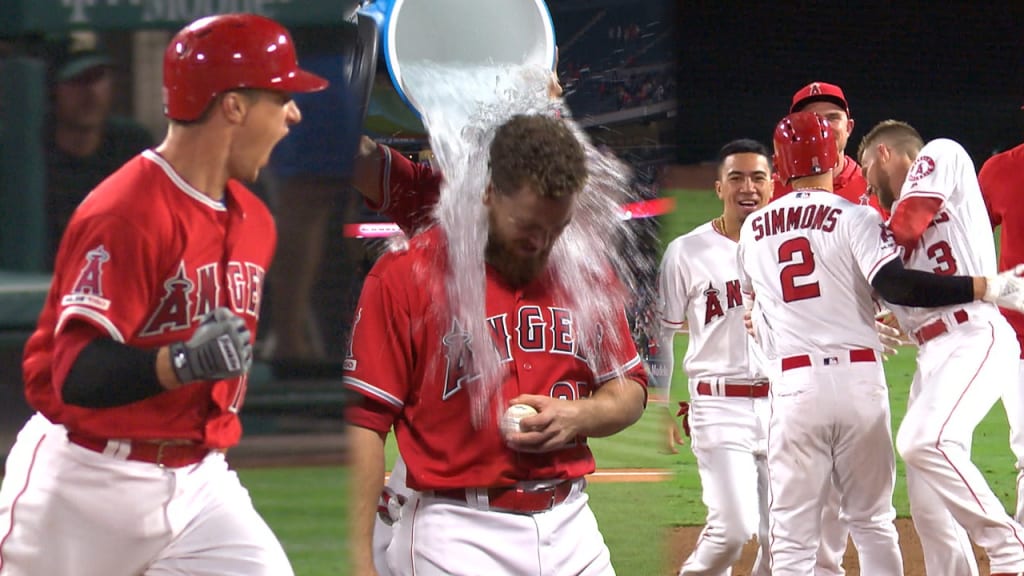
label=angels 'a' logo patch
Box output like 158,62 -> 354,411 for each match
61,245 -> 111,310
908,156 -> 936,182
809,82 -> 822,95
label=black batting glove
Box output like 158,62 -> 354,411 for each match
169,307 -> 253,384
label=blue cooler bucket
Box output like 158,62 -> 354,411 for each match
359,0 -> 557,117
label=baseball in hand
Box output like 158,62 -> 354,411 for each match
501,403 -> 538,435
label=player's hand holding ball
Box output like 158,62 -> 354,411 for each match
169,307 -> 254,384
501,403 -> 539,436
501,395 -> 581,453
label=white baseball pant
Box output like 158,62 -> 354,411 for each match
385,479 -> 611,575
1004,358 -> 1024,524
897,315 -> 1024,574
678,395 -> 770,576
374,456 -> 411,576
0,413 -> 291,576
766,350 -> 903,576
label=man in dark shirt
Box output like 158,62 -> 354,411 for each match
45,32 -> 154,267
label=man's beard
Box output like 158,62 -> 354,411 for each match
877,175 -> 898,211
485,235 -> 549,288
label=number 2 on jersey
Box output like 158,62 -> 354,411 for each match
779,237 -> 821,302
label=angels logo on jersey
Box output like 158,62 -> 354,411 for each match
140,259 -> 265,337
908,156 -> 936,183
703,280 -> 742,324
441,318 -> 480,401
62,245 -> 112,310
878,223 -> 896,249
441,307 -> 589,401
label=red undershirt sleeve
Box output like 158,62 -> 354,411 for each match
888,196 -> 943,253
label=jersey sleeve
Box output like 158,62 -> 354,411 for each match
846,206 -> 901,284
51,213 -> 162,342
342,262 -> 414,420
593,305 -> 648,391
369,144 -> 442,236
899,140 -> 959,205
657,238 -> 690,332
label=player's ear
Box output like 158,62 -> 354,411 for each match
483,182 -> 494,206
220,92 -> 248,124
847,117 -> 855,135
714,179 -> 724,200
877,142 -> 890,164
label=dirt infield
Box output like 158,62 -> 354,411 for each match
667,518 -> 988,576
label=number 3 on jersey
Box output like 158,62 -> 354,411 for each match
779,237 -> 821,302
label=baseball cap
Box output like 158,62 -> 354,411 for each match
790,81 -> 850,115
49,31 -> 113,82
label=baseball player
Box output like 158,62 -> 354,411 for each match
344,114 -> 648,576
772,80 -> 885,576
658,138 -> 773,575
739,111 -> 1024,576
348,72 -> 568,575
978,142 -> 1024,527
859,120 -> 1024,576
772,81 -> 885,217
0,14 -> 328,576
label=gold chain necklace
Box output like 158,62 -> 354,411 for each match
713,215 -> 729,237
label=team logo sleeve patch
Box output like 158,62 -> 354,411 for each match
61,245 -> 112,311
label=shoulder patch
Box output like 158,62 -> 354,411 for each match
908,156 -> 935,182
62,245 -> 112,310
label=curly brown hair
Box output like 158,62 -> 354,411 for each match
489,115 -> 587,198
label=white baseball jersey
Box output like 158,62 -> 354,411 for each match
659,222 -> 765,388
738,190 -> 901,358
887,138 -> 999,334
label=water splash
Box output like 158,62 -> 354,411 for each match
400,62 -> 656,427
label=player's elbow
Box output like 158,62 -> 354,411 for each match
871,277 -> 913,306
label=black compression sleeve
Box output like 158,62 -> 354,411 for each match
62,339 -> 165,408
871,259 -> 975,307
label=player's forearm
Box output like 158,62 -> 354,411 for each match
60,337 -> 176,408
352,136 -> 384,206
871,259 -> 975,307
577,377 -> 646,438
347,425 -> 387,573
653,327 -> 677,395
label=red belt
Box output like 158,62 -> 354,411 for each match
67,432 -> 212,468
432,481 -> 574,514
912,309 -> 969,345
696,380 -> 770,398
781,348 -> 877,372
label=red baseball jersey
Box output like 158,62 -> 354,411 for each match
979,142 -> 1024,356
343,227 -> 647,490
773,154 -> 887,218
365,143 -> 441,235
23,150 -> 274,448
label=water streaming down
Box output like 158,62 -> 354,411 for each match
397,62 -> 657,427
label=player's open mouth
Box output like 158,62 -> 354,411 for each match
738,200 -> 759,207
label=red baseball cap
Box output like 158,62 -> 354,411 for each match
790,81 -> 850,115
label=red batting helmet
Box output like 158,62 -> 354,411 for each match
163,13 -> 329,122
773,111 -> 838,184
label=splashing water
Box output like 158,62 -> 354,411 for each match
400,62 -> 657,428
